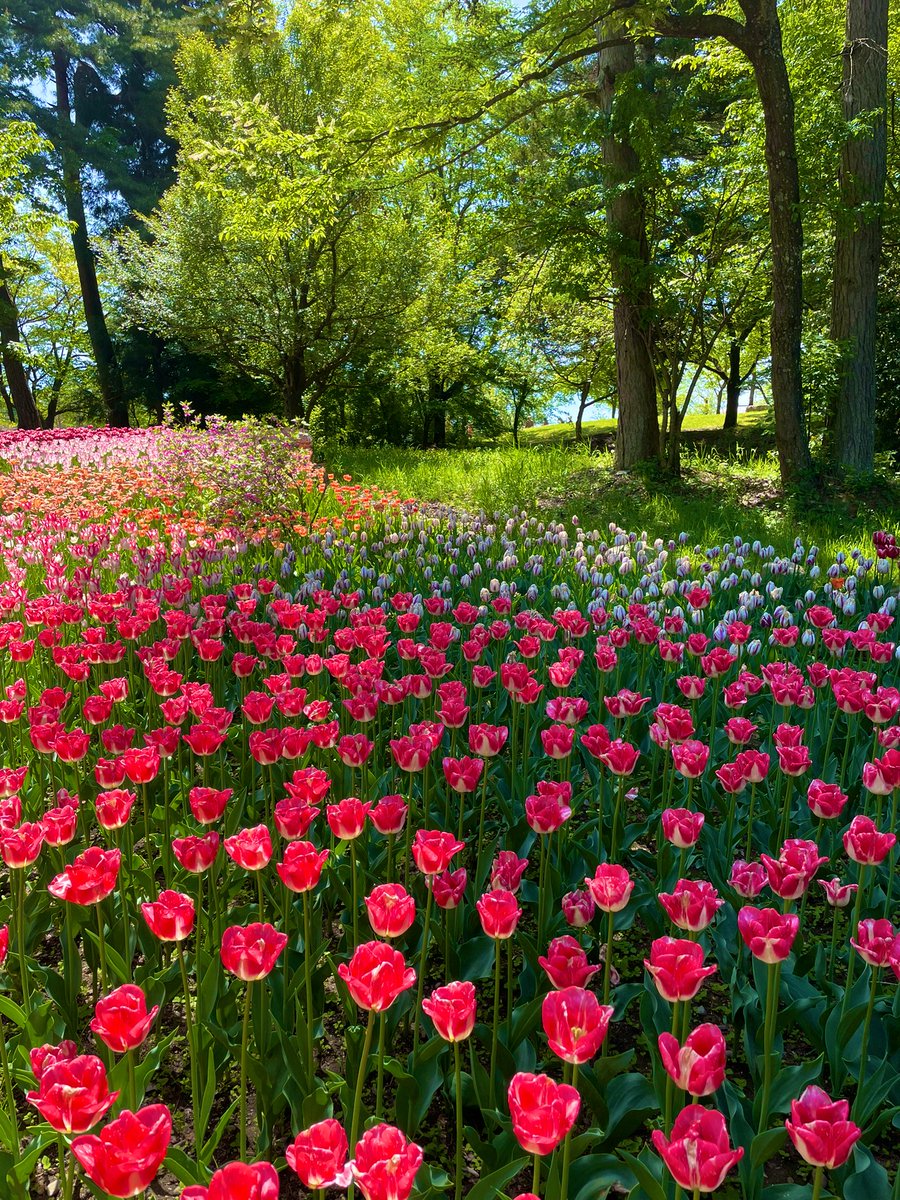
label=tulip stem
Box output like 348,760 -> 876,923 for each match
0,1018 -> 20,1151
476,768 -> 489,883
852,965 -> 879,1121
126,1048 -> 137,1111
239,980 -> 253,1160
350,1008 -> 376,1151
303,890 -> 315,1076
664,1001 -> 680,1134
412,883 -> 434,1061
376,1014 -> 386,1120
758,960 -> 781,1134
56,1135 -> 72,1200
489,939 -> 501,1109
843,867 -> 867,1014
350,841 -> 359,950
602,907 -> 615,1009
96,903 -> 109,993
560,1062 -> 577,1200
453,1041 -> 464,1200
15,870 -> 30,1016
176,942 -> 201,1157
811,1166 -> 824,1200
532,1153 -> 541,1197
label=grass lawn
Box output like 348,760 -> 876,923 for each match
320,421 -> 900,558
518,408 -> 770,446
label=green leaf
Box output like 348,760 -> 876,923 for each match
463,1156 -> 529,1200
603,1073 -> 658,1145
617,1151 -> 667,1200
200,1099 -> 240,1165
165,1145 -> 205,1186
750,1126 -> 788,1168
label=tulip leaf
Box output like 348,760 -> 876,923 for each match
0,995 -> 26,1028
602,1073 -> 658,1146
463,1155 -> 528,1200
841,1143 -> 892,1200
200,1098 -> 240,1165
617,1150 -> 667,1200
164,1145 -> 206,1186
750,1125 -> 788,1167
766,1054 -> 823,1115
13,1132 -> 56,1184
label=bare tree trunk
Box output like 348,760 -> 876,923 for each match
53,52 -> 129,428
597,33 -> 660,470
723,339 -> 742,429
829,0 -> 888,473
0,260 -> 42,429
741,1 -> 812,482
575,380 -> 591,442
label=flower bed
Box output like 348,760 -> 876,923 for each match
0,430 -> 898,1200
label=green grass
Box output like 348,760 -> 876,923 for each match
321,437 -> 900,558
518,408 -> 770,446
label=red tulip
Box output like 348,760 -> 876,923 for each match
658,1024 -> 726,1096
30,1040 -> 78,1081
421,980 -> 477,1042
91,985 -> 159,1054
286,1118 -> 352,1189
468,723 -> 508,757
818,877 -> 857,907
27,1055 -> 119,1132
561,888 -> 595,928
850,918 -> 900,968
95,790 -> 136,831
542,986 -> 613,1063
273,798 -> 319,840
661,808 -> 704,849
541,725 -> 575,760
336,734 -> 374,768
806,780 -> 848,821
225,825 -> 273,871
389,735 -> 432,773
671,740 -> 710,779
365,884 -> 416,938
121,746 -> 160,785
843,815 -> 896,865
760,839 -> 827,900
599,739 -> 640,776
658,880 -> 723,933
96,757 -> 128,789
476,888 -> 521,939
71,1104 -> 172,1197
189,786 -> 232,824
431,867 -> 467,909
172,831 -> 220,873
442,756 -> 483,792
539,935 -> 599,989
0,821 -> 43,868
42,801 -> 77,849
735,749 -> 770,783
412,830 -> 464,876
652,1105 -> 743,1192
507,1071 -> 580,1155
48,847 -> 120,905
338,940 -> 416,1011
644,937 -> 717,1002
370,794 -> 408,835
785,1085 -> 862,1168
724,717 -> 756,745
220,923 -> 288,981
277,840 -> 329,892
327,798 -> 371,840
585,863 -> 633,912
349,1123 -> 423,1200
737,906 -> 799,962
142,890 -> 196,942
182,1161 -> 280,1200
490,851 -> 529,893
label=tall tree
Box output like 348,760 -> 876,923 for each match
596,32 -> 660,468
829,0 -> 889,473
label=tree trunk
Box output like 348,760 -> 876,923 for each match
575,380 -> 591,442
283,349 -> 307,420
829,0 -> 888,473
723,339 -> 742,429
740,1 -> 812,482
53,51 -> 129,428
0,262 -> 43,429
597,33 -> 660,470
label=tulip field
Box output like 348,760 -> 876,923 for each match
0,422 -> 899,1200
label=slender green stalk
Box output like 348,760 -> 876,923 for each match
532,1153 -> 541,1197
0,1018 -> 20,1151
176,942 -> 201,1157
602,907 -> 615,1008
453,1042 -> 465,1200
412,883 -> 434,1060
376,1014 -> 386,1120
96,902 -> 109,992
664,1001 -> 680,1134
489,939 -> 501,1108
350,840 -> 359,950
757,960 -> 782,1134
239,981 -> 253,1160
350,1008 -> 377,1151
126,1049 -> 137,1110
852,965 -> 880,1121
15,870 -> 30,1015
560,1061 -> 577,1200
303,890 -> 315,1075
843,867 -> 867,1012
